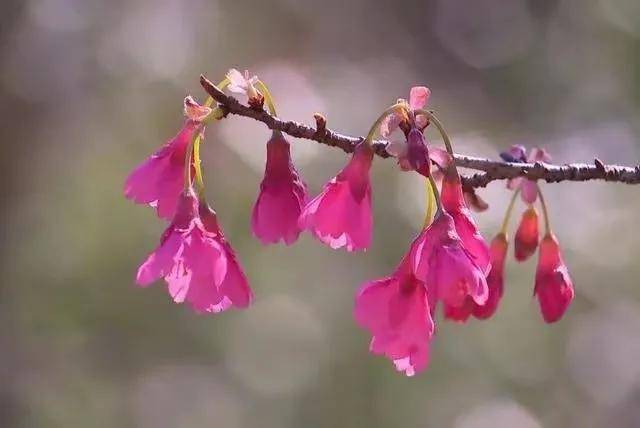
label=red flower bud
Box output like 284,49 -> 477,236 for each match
534,234 -> 574,323
514,207 -> 539,261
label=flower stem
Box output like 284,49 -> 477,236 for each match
193,134 -> 205,197
183,127 -> 203,192
415,109 -> 454,156
205,78 -> 230,107
537,186 -> 552,235
424,177 -> 437,227
500,189 -> 520,236
202,106 -> 225,124
255,80 -> 278,116
364,103 -> 409,144
427,175 -> 442,215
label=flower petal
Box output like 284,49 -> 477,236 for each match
226,68 -> 247,93
380,112 -> 403,138
429,147 -> 452,169
409,86 -> 431,110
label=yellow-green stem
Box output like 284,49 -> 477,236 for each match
500,189 -> 520,235
537,186 -> 552,235
415,110 -> 454,154
365,102 -> 409,143
193,134 -> 205,196
427,175 -> 442,215
205,78 -> 230,107
255,80 -> 278,116
424,177 -> 437,227
183,129 -> 202,192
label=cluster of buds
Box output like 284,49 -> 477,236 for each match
124,72 -> 574,377
489,145 -> 575,323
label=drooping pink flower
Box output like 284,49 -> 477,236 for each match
474,233 -> 509,319
504,146 -> 551,204
514,206 -> 539,261
355,250 -> 434,376
534,233 -> 574,323
136,189 -> 252,313
386,128 -> 451,177
412,212 -> 488,311
405,127 -> 431,176
252,131 -> 308,245
298,142 -> 374,251
441,171 -> 491,274
434,171 -> 493,322
442,233 -> 508,322
124,97 -> 211,219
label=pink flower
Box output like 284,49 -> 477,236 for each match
441,172 -> 491,274
382,86 -> 451,177
385,128 -> 452,177
504,146 -> 551,204
124,97 -> 211,219
474,233 -> 509,319
394,131 -> 448,174
299,142 -> 374,251
136,189 -> 253,313
380,86 -> 431,137
252,131 -> 308,245
514,206 -> 539,261
355,250 -> 434,376
534,233 -> 574,323
412,212 -> 488,311
442,233 -> 508,322
226,68 -> 260,101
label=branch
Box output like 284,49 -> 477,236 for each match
200,75 -> 640,188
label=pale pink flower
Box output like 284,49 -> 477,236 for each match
226,68 -> 260,100
124,96 -> 211,219
355,250 -> 434,376
136,189 -> 252,313
252,131 -> 308,245
534,233 -> 574,323
299,142 -> 374,251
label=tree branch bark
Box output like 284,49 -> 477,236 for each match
200,74 -> 640,188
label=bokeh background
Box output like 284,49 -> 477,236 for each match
2,0 -> 640,427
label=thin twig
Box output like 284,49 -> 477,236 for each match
200,75 -> 640,188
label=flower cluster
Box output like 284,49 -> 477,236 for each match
125,93 -> 253,313
353,91 -> 575,376
125,73 -> 575,377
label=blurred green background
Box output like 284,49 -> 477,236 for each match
2,0 -> 640,427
